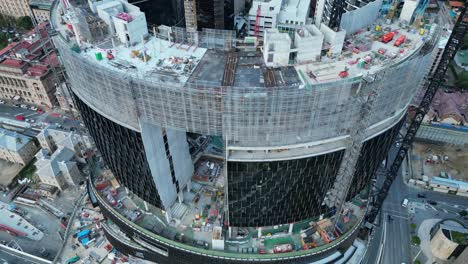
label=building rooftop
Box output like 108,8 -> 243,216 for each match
431,176 -> 468,190
38,125 -> 84,151
58,22 -> 431,89
428,90 -> 468,124
0,201 -> 44,240
80,36 -> 207,84
277,0 -> 310,23
0,128 -> 32,152
0,22 -> 54,78
30,0 -> 54,10
35,146 -> 76,178
53,0 -> 438,90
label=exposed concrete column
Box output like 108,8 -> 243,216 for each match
165,210 -> 172,223
258,227 -> 262,238
289,223 -> 294,234
178,192 -> 183,203
144,201 -> 149,212
228,226 -> 232,238
187,179 -> 191,192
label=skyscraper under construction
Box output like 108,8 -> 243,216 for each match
53,0 -> 444,263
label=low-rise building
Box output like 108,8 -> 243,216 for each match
430,176 -> 468,197
424,91 -> 468,126
430,220 -> 468,262
0,128 -> 38,165
29,0 -> 53,23
35,183 -> 59,198
36,125 -> 90,158
0,23 -> 58,108
35,147 -> 82,190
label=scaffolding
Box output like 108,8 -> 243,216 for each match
171,27 -> 236,51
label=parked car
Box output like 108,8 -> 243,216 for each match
402,198 -> 409,207
30,106 -> 38,111
20,104 -> 28,109
427,200 -> 437,206
0,100 -> 5,104
417,193 -> 426,198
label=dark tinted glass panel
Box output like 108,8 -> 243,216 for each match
227,151 -> 344,227
74,94 -> 161,207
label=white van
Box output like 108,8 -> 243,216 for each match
402,198 -> 409,208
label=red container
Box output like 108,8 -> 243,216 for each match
382,32 -> 395,43
394,35 -> 406,47
15,115 -> 25,121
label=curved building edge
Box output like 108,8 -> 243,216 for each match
90,178 -> 361,264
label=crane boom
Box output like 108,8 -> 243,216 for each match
366,4 -> 468,223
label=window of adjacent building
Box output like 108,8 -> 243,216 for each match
267,53 -> 273,63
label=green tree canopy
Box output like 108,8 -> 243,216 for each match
0,32 -> 9,50
17,16 -> 33,30
411,235 -> 421,245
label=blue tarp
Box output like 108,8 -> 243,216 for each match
81,237 -> 90,245
77,229 -> 90,239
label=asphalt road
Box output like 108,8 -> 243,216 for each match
363,142 -> 468,264
0,103 -> 83,135
381,168 -> 412,264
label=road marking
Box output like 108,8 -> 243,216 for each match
382,209 -> 410,219
389,214 -> 410,220
378,214 -> 388,264
413,249 -> 422,262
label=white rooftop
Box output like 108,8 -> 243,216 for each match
278,0 -> 311,22
295,24 -> 425,84
0,201 -> 44,240
81,37 -> 207,84
0,128 -> 32,152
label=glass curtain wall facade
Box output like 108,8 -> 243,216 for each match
74,94 -> 162,208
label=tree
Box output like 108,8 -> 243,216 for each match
459,210 -> 467,217
462,35 -> 468,50
0,32 -> 8,49
414,260 -> 421,264
411,235 -> 421,245
16,16 -> 33,30
410,223 -> 417,230
0,13 -> 15,28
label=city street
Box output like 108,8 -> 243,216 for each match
0,103 -> 83,136
363,143 -> 468,264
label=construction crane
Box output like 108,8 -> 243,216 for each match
366,3 -> 468,224
328,0 -> 346,31
254,5 -> 261,37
